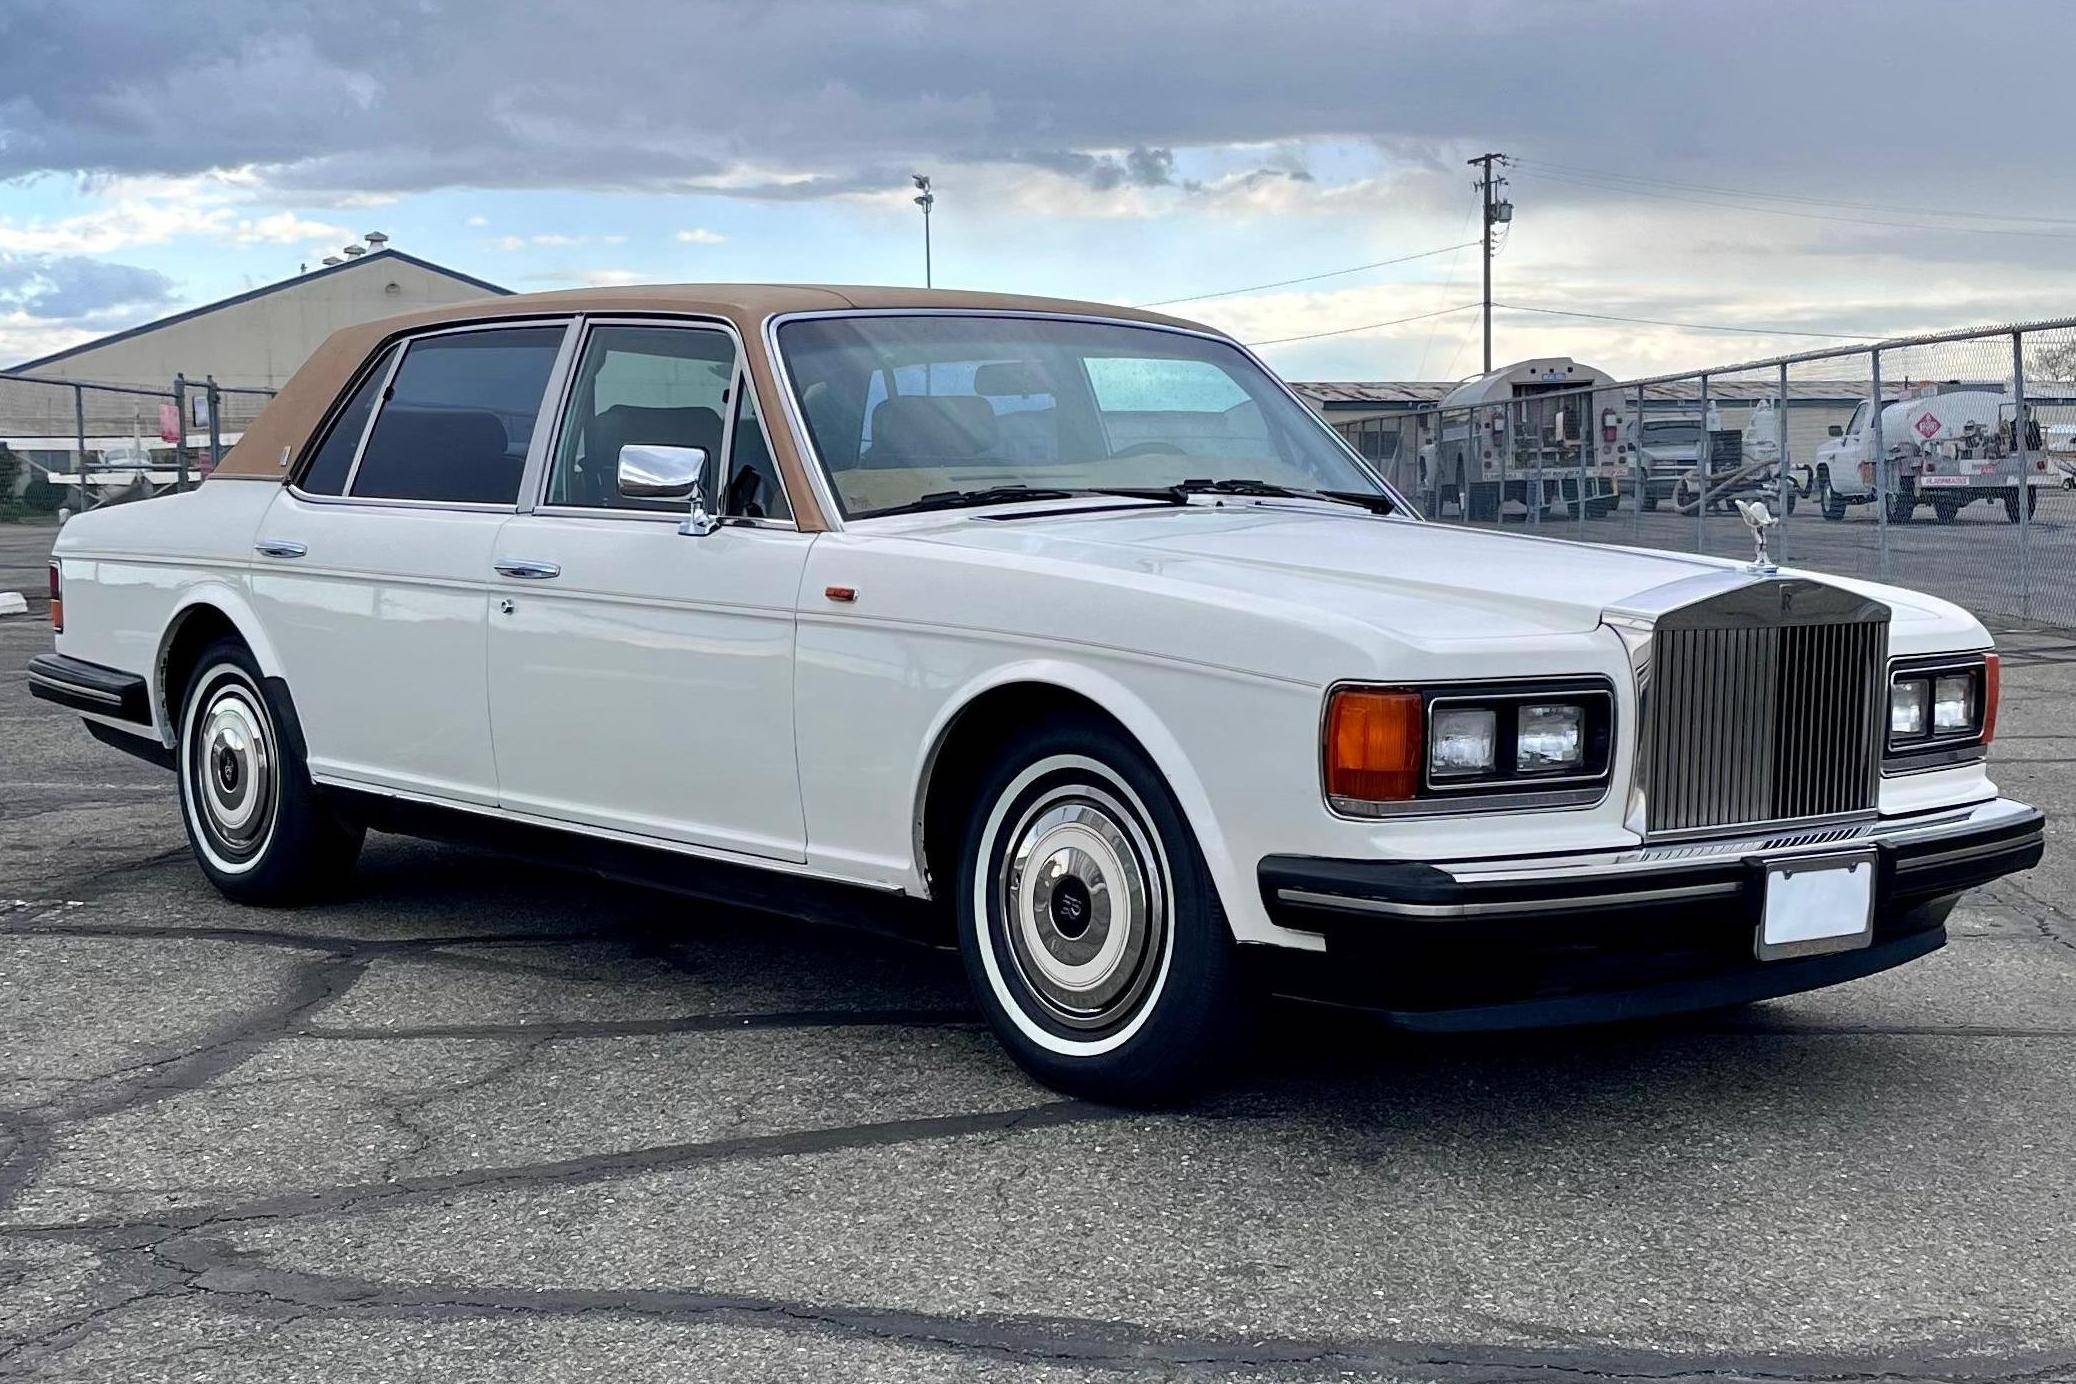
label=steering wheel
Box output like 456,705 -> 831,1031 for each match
1111,441 -> 1188,459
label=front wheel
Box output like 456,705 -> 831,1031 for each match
956,720 -> 1248,1104
1818,468 -> 1847,522
177,639 -> 363,905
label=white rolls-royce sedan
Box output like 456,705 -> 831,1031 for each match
29,286 -> 2044,1101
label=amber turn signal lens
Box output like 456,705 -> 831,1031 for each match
48,563 -> 61,635
1983,653 -> 2000,746
1325,689 -> 1422,803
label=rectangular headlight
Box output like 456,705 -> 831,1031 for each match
1323,680 -> 1612,814
1516,703 -> 1584,773
1430,707 -> 1497,778
1885,654 -> 1997,768
1932,673 -> 1974,733
1890,678 -> 1929,739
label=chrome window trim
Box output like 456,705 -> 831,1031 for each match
761,307 -> 1410,531
525,314 -> 800,531
1318,674 -> 1617,822
287,341 -> 404,504
288,316 -> 580,512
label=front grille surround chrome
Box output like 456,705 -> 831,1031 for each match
1612,575 -> 1889,842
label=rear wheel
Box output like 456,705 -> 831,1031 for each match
956,719 -> 1247,1104
176,639 -> 362,905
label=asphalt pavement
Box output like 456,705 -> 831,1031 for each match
2,517 -> 2073,1382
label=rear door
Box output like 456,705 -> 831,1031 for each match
251,320 -> 575,805
484,319 -> 813,861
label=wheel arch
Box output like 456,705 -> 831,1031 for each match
909,663 -> 1232,918
153,587 -> 285,746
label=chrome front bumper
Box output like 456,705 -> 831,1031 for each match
1251,798 -> 2043,1030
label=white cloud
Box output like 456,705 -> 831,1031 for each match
580,269 -> 645,287
674,228 -> 726,245
465,214 -> 489,228
233,212 -> 349,245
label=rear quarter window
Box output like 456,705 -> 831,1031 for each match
296,344 -> 397,496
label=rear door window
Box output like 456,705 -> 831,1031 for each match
350,326 -> 564,504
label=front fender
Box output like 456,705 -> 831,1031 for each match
908,657 -> 1236,918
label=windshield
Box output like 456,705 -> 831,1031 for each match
1643,421 -> 1702,446
775,314 -> 1389,518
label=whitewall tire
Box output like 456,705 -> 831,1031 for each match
956,719 -> 1248,1103
175,638 -> 363,905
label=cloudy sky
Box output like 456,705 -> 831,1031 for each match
5,0 -> 2076,381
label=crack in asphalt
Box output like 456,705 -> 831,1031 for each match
298,1008 -> 982,1041
28,1241 -> 2076,1384
5,1099 -> 1122,1241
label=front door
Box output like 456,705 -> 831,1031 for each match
485,320 -> 812,861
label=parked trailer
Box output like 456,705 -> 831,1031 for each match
1424,359 -> 1629,521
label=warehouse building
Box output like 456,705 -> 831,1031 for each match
6,244 -> 509,392
2,245 -> 508,502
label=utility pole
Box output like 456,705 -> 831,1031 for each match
1467,152 -> 1512,374
912,174 -> 935,288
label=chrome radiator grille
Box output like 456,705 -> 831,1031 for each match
1641,600 -> 1887,837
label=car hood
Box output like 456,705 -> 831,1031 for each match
892,502 -> 1728,643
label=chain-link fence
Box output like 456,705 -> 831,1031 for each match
1331,319 -> 2076,632
0,372 -> 277,513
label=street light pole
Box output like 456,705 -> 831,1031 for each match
1466,152 -> 1511,375
912,173 -> 935,288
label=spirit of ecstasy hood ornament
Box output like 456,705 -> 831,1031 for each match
1734,499 -> 1780,574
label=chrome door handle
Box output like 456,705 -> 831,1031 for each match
493,559 -> 561,580
254,540 -> 307,559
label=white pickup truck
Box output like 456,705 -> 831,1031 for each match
1814,387 -> 2054,524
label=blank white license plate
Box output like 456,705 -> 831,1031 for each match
1756,853 -> 1875,960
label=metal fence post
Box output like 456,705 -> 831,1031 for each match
1871,349 -> 1888,582
171,373 -> 190,493
2012,330 -> 2032,622
1776,361 -> 1792,561
205,375 -> 222,472
1634,382 -> 1646,540
1575,388 -> 1588,533
1695,372 -> 1709,553
72,383 -> 89,513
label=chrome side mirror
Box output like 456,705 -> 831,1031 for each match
617,444 -> 716,536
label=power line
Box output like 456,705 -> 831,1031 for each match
1245,302 -> 1481,347
1512,167 -> 2076,241
1515,157 -> 2076,230
1492,301 -> 1877,340
1137,241 -> 1480,308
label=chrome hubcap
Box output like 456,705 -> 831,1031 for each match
998,785 -> 1166,1030
191,681 -> 277,858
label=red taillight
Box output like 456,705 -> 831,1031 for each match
48,563 -> 61,635
1983,653 -> 2000,746
1324,689 -> 1422,804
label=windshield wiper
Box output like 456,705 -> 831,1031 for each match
874,484 -> 1081,516
1098,477 -> 1395,515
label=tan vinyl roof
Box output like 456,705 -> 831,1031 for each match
211,284 -> 1216,531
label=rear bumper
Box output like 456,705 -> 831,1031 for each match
26,653 -> 151,725
1254,797 -> 2043,1031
